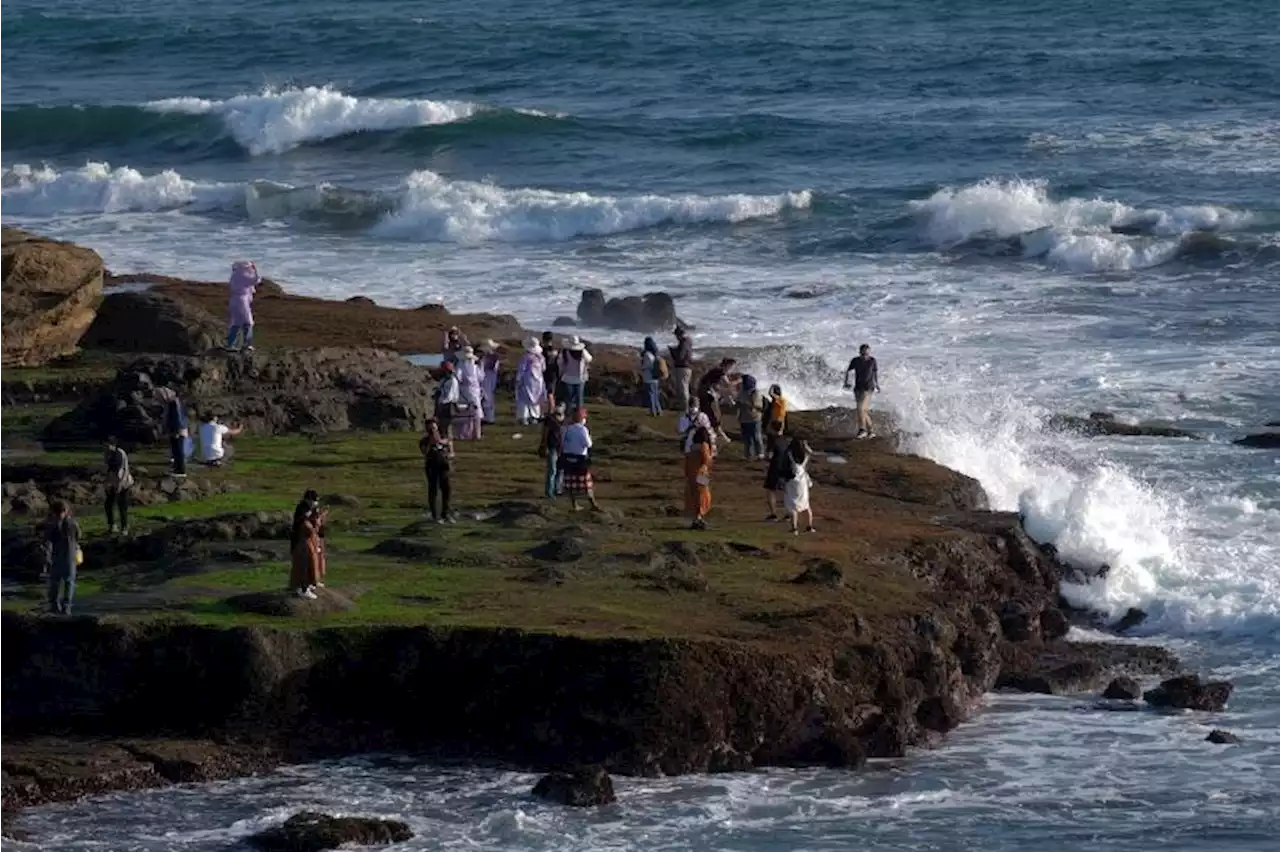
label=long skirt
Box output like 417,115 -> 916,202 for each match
289,537 -> 321,590
783,473 -> 811,514
685,476 -> 712,516
562,454 -> 593,495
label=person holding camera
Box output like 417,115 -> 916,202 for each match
289,489 -> 328,599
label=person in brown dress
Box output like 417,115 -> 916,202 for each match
289,489 -> 327,599
684,426 -> 714,530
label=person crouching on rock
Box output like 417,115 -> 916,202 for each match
538,405 -> 565,499
454,346 -> 484,441
685,426 -> 714,530
199,412 -> 243,467
419,419 -> 455,523
290,490 -> 327,599
225,260 -> 260,352
44,499 -> 81,615
103,435 -> 135,536
560,407 -> 599,512
516,337 -> 546,425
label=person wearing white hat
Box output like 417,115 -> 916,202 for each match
556,336 -> 593,412
454,345 -> 484,440
516,337 -> 546,425
479,339 -> 502,425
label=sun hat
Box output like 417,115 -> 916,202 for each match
568,336 -> 585,352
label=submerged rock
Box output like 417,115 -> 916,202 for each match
531,767 -> 617,807
247,812 -> 412,852
1101,677 -> 1142,700
1047,413 -> 1200,440
1143,674 -> 1234,711
1113,607 -> 1148,633
1205,729 -> 1241,744
1234,432 -> 1279,449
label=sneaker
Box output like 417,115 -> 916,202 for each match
855,429 -> 867,439
765,514 -> 778,522
806,526 -> 817,534
295,588 -> 311,599
445,515 -> 457,524
172,472 -> 188,479
244,345 -> 255,352
436,517 -> 446,525
867,430 -> 877,439
108,523 -> 118,534
302,589 -> 318,600
120,527 -> 130,537
315,582 -> 325,589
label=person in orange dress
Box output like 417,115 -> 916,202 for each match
684,426 -> 714,530
289,489 -> 327,599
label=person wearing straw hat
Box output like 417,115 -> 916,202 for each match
479,339 -> 502,425
454,346 -> 484,440
516,337 -> 546,425
557,336 -> 593,412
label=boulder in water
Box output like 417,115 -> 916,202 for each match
247,811 -> 412,852
531,767 -> 616,807
1143,674 -> 1233,711
1205,729 -> 1241,744
1047,414 -> 1200,440
1101,676 -> 1142,700
1113,607 -> 1147,633
1234,432 -> 1279,449
576,288 -> 606,325
2,228 -> 105,366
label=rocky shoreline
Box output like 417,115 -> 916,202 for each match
0,229 -> 1229,827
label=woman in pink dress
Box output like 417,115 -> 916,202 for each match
226,260 -> 261,351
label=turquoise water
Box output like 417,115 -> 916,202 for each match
4,1 -> 1279,848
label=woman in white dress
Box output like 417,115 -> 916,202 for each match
782,437 -> 816,535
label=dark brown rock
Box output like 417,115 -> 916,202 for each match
369,538 -> 444,562
1113,607 -> 1148,632
1101,676 -> 1142,700
552,316 -> 577,327
1039,606 -> 1070,640
531,767 -> 616,807
2,228 -> 104,366
80,292 -> 222,355
1047,414 -> 1200,440
1144,675 -> 1233,711
248,812 -> 412,852
577,289 -> 606,325
791,559 -> 844,589
225,589 -> 356,617
1205,729 -> 1241,744
345,296 -> 376,306
998,640 -> 1179,695
999,600 -> 1041,641
529,536 -> 588,563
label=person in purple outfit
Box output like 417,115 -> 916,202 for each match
225,260 -> 261,351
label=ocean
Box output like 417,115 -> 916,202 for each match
3,0 -> 1278,848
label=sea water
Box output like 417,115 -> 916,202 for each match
4,1 -> 1278,848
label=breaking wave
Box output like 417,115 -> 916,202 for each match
1,162 -> 812,242
910,178 -> 1262,272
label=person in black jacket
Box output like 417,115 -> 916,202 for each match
162,387 -> 190,476
45,499 -> 81,615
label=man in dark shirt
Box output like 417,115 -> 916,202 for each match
843,343 -> 880,438
697,358 -> 738,442
668,327 -> 694,410
162,387 -> 189,477
541,331 -> 561,409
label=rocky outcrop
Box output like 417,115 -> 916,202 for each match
1046,413 -> 1200,440
1101,677 -> 1142,700
531,767 -> 617,807
1205,730 -> 1241,744
248,812 -> 412,852
997,641 -> 1178,695
42,348 -> 435,444
1143,674 -> 1234,711
80,292 -> 223,355
2,227 -> 104,366
1234,432 -> 1279,449
576,288 -> 679,332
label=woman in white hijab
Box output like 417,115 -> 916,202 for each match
455,346 -> 484,440
516,338 -> 546,425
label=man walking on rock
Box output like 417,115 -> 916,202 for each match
843,343 -> 881,439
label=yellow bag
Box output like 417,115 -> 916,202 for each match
75,547 -> 84,566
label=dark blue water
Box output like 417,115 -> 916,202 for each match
5,1 -> 1279,848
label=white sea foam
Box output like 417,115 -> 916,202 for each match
145,86 -> 494,155
910,178 -> 1253,271
1,162 -> 237,215
373,169 -> 813,242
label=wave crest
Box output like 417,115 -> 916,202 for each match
144,86 -> 539,155
2,162 -> 811,242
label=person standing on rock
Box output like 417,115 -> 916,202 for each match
419,419 -> 455,523
736,374 -> 766,460
44,499 -> 81,615
161,387 -> 190,478
290,490 -> 327,599
684,426 -> 714,530
479,340 -> 502,425
782,435 -> 816,535
198,413 -> 243,467
763,420 -> 790,521
225,260 -> 260,352
538,405 -> 565,499
540,331 -> 560,411
669,327 -> 693,410
763,383 -> 788,437
516,337 -> 546,425
640,336 -> 664,417
103,435 -> 134,536
560,407 -> 600,511
558,337 -> 593,412
843,343 -> 881,439
454,346 -> 484,440
697,358 -> 738,444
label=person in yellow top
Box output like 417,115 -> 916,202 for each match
764,383 -> 788,436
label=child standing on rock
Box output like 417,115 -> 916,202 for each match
225,260 -> 260,352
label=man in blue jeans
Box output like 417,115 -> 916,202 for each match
163,387 -> 189,477
45,499 -> 81,615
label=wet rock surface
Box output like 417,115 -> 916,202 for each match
1205,729 -> 1241,744
1101,677 -> 1143,700
531,767 -> 617,807
1046,413 -> 1200,440
247,811 -> 412,852
1143,674 -> 1234,711
1234,432 -> 1279,448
